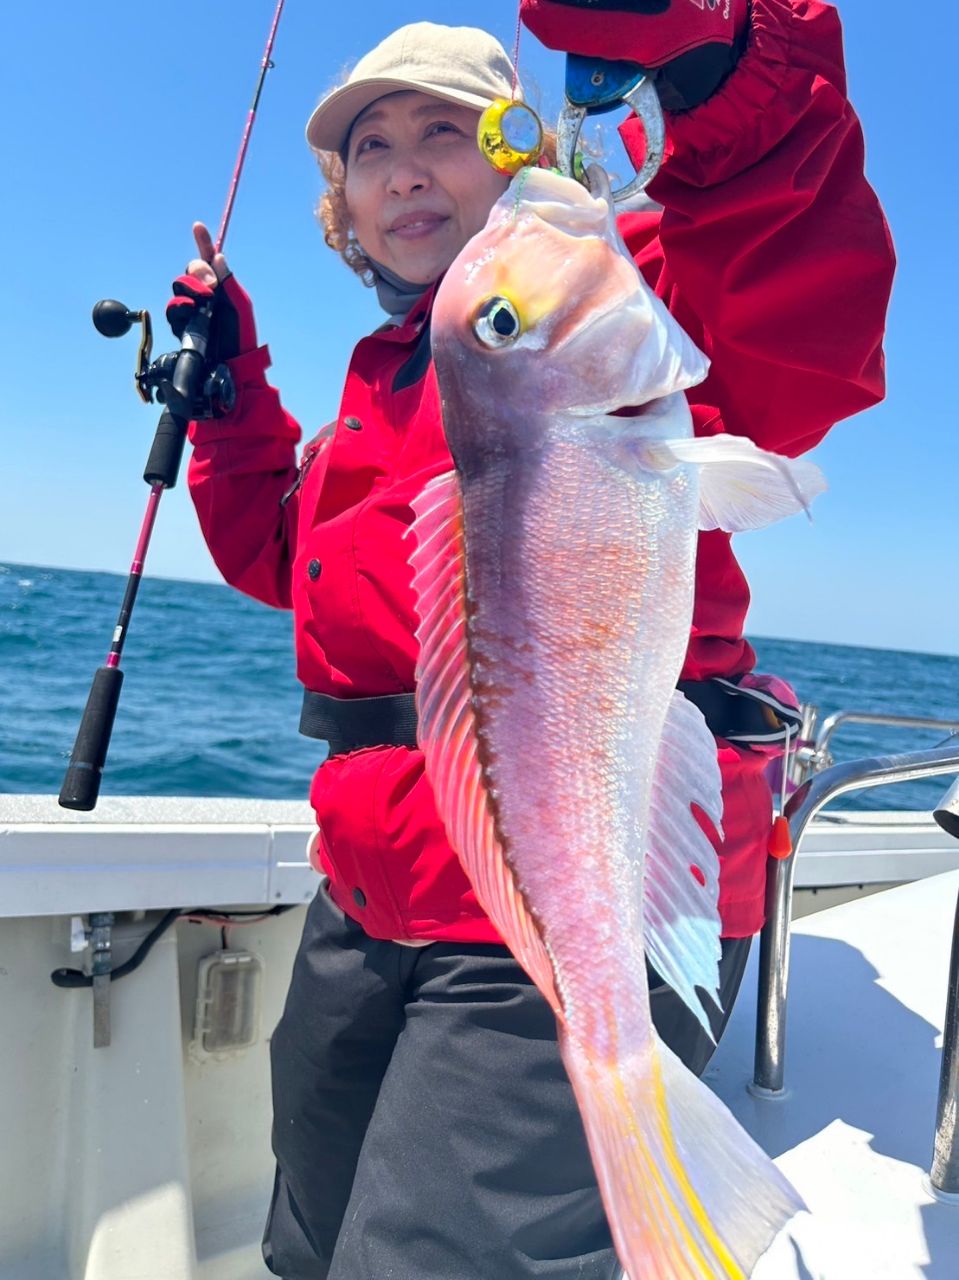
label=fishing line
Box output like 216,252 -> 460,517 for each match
509,1 -> 523,100
476,1 -> 543,177
769,725 -> 795,860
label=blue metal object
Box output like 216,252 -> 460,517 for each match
558,54 -> 665,203
564,53 -> 648,112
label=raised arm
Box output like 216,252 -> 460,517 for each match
524,0 -> 896,456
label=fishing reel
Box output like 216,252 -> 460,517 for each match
93,298 -> 236,420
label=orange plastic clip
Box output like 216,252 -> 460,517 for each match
768,814 -> 793,860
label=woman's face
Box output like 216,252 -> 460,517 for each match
344,90 -> 510,285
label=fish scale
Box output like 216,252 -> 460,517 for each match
465,445 -> 689,965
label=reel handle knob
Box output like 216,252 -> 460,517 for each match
93,299 -> 142,338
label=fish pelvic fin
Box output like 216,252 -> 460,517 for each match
561,1030 -> 805,1279
407,470 -> 563,1019
642,435 -> 827,531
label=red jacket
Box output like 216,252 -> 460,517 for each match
188,0 -> 894,941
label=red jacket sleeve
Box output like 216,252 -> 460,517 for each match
187,344 -> 302,608
619,0 -> 895,456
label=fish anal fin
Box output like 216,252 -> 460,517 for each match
408,471 -> 563,1019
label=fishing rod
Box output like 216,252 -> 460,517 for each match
59,0 -> 286,812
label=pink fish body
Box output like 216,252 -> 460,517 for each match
409,168 -> 823,1277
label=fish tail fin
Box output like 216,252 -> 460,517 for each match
561,1031 -> 804,1279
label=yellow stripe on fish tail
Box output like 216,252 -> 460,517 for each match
647,1062 -> 746,1278
608,1066 -> 739,1279
560,1030 -> 804,1279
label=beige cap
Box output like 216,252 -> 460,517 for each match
305,22 -> 521,154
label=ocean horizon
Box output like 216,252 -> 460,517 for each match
18,557 -> 959,662
3,560 -> 957,812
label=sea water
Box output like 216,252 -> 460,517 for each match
2,561 -> 957,812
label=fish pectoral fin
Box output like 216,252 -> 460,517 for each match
646,435 -> 826,531
643,691 -> 725,1037
407,470 -> 563,1020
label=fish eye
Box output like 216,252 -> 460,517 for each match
473,296 -> 521,348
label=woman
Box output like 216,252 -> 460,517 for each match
171,4 -> 894,1276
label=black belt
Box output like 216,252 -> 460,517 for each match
300,677 -> 799,758
300,691 -> 419,756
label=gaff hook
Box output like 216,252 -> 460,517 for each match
557,54 -> 665,204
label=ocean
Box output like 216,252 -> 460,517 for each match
2,561 -> 957,814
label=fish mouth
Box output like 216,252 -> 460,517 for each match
609,402 -> 652,418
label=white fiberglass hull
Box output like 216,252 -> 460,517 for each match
1,796 -> 957,1278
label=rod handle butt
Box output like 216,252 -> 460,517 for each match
59,666 -> 125,811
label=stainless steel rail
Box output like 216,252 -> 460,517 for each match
930,888 -> 959,1198
751,743 -> 959,1097
789,703 -> 823,788
815,712 -> 959,758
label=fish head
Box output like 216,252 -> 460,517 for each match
431,166 -> 709,451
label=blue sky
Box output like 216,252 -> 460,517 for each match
1,1 -> 956,655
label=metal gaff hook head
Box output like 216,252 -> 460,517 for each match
557,54 -> 666,204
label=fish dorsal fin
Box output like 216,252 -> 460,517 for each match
642,690 -> 726,1036
407,471 -> 563,1019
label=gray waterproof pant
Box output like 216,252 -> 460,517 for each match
263,883 -> 750,1280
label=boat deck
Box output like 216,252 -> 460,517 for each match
712,870 -> 959,1278
1,799 -> 958,1276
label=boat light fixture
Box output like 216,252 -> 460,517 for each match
192,950 -> 263,1059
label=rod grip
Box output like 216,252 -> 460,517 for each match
59,666 -> 125,811
144,407 -> 189,488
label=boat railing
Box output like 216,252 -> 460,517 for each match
931,887 -> 959,1199
814,711 -> 959,765
785,706 -> 959,788
749,700 -> 959,1197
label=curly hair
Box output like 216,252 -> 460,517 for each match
316,148 -> 378,285
314,124 -> 559,287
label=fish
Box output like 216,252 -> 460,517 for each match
408,166 -> 823,1278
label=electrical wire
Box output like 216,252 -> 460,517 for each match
49,905 -> 296,989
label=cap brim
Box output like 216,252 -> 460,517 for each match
305,79 -> 494,154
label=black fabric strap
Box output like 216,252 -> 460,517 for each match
300,690 -> 419,756
300,676 -> 798,756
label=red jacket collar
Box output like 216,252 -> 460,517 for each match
373,279 -> 439,343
